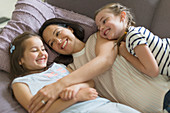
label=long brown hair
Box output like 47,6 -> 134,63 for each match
9,32 -> 47,96
9,32 -> 43,80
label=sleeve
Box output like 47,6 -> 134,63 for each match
126,30 -> 147,55
67,63 -> 77,71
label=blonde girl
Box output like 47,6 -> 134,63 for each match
95,3 -> 170,112
95,3 -> 170,78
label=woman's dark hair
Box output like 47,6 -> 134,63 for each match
39,18 -> 85,65
39,18 -> 84,42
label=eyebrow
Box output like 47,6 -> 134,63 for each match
47,28 -> 59,46
47,39 -> 51,45
99,17 -> 104,22
53,28 -> 58,35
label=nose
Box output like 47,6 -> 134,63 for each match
56,38 -> 62,44
39,50 -> 45,56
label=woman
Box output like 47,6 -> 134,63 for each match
10,32 -> 138,113
29,18 -> 169,113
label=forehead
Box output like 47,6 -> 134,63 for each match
45,25 -> 61,33
95,9 -> 112,20
43,25 -> 60,39
24,36 -> 42,47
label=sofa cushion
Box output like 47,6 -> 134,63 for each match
0,71 -> 26,113
46,0 -> 160,29
0,0 -> 96,73
150,0 -> 170,38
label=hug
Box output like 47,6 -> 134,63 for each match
0,0 -> 169,113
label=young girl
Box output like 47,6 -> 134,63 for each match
95,2 -> 170,112
9,32 -> 139,113
95,2 -> 170,79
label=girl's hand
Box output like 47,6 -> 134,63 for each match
60,85 -> 81,100
28,81 -> 64,113
118,41 -> 129,57
76,88 -> 98,101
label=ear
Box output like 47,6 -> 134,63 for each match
67,26 -> 74,33
120,11 -> 126,21
19,58 -> 23,65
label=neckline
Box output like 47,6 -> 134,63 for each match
72,48 -> 85,57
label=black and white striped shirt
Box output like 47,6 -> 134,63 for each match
126,26 -> 170,77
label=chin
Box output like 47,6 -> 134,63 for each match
37,64 -> 47,69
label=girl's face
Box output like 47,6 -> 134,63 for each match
95,9 -> 125,40
43,25 -> 81,55
20,36 -> 48,71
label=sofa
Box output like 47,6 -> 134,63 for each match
0,0 -> 169,112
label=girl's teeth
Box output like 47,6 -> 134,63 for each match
104,29 -> 109,36
62,40 -> 67,48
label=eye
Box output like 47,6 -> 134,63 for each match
50,41 -> 54,47
56,31 -> 60,37
31,48 -> 38,52
103,19 -> 107,24
42,47 -> 46,51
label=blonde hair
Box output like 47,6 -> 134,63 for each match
95,3 -> 135,27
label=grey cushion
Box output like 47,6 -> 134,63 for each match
45,0 -> 160,29
0,70 -> 26,113
150,0 -> 170,38
0,0 -> 96,73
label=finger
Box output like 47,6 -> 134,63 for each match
42,99 -> 54,113
29,93 -> 40,108
32,99 -> 47,113
72,90 -> 77,98
64,91 -> 68,100
59,92 -> 64,99
68,90 -> 73,100
29,95 -> 44,112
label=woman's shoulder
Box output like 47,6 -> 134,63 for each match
88,32 -> 98,39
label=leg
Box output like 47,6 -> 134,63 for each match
90,101 -> 140,113
163,90 -> 170,113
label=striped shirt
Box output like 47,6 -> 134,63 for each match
126,26 -> 170,77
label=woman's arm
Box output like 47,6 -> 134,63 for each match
61,32 -> 117,85
12,83 -> 78,113
119,42 -> 159,77
29,32 -> 118,112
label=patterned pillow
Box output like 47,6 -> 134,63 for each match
0,0 -> 97,73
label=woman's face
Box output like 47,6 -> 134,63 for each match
43,25 -> 79,55
95,9 -> 125,40
20,36 -> 48,71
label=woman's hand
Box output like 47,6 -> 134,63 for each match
28,81 -> 65,113
118,41 -> 129,57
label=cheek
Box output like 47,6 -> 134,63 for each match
99,32 -> 105,38
52,46 -> 59,53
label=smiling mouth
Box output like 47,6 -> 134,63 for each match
104,28 -> 110,36
61,39 -> 68,49
36,58 -> 47,63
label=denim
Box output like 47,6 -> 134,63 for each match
163,90 -> 170,113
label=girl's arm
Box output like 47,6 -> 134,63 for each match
60,80 -> 95,100
12,83 -> 78,113
29,32 -> 118,112
119,42 -> 159,77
